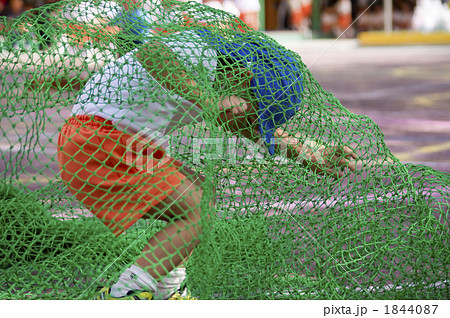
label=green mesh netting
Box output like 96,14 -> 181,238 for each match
0,0 -> 449,300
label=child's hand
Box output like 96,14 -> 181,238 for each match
217,95 -> 250,115
301,142 -> 358,179
275,128 -> 357,179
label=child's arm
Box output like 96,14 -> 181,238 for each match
274,128 -> 357,179
135,41 -> 203,105
135,41 -> 248,113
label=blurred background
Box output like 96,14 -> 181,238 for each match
2,0 -> 450,36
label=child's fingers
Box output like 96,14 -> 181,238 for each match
335,146 -> 357,172
231,102 -> 249,115
334,145 -> 356,158
303,144 -> 358,179
309,159 -> 339,179
347,160 -> 356,171
343,147 -> 358,171
344,147 -> 358,160
310,160 -> 342,179
326,167 -> 342,179
335,156 -> 356,172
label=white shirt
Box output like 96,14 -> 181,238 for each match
72,31 -> 218,136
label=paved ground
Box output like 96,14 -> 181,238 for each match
268,34 -> 450,173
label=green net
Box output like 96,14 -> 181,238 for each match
0,0 -> 448,300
